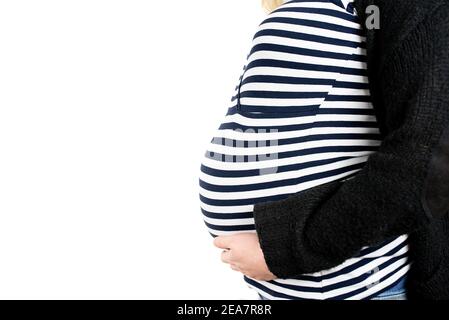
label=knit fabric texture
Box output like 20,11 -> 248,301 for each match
253,0 -> 449,300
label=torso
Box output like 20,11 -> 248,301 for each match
198,0 -> 410,300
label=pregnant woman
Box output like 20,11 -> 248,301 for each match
199,0 -> 449,300
200,0 -> 408,299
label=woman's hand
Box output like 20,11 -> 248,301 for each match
213,233 -> 277,281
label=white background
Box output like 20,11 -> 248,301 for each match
0,0 -> 267,299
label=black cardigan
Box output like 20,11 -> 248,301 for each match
253,0 -> 449,300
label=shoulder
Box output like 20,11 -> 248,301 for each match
375,0 -> 449,51
259,0 -> 363,34
253,0 -> 365,53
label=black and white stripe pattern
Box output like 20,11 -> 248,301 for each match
199,0 -> 410,300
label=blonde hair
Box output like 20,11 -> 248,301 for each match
262,0 -> 284,12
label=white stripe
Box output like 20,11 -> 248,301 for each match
319,101 -> 373,109
214,127 -> 380,141
203,216 -> 255,227
223,113 -> 316,125
199,169 -> 359,200
316,114 -> 375,122
240,96 -> 326,107
200,156 -> 368,186
206,139 -> 380,156
330,88 -> 370,96
247,50 -> 367,69
208,229 -> 257,237
268,10 -> 361,29
240,83 -> 369,97
251,35 -> 358,56
200,203 -> 254,214
223,112 -> 375,126
202,150 -> 374,171
242,65 -> 341,81
240,82 -> 333,93
258,22 -> 366,43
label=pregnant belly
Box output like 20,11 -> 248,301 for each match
199,109 -> 381,237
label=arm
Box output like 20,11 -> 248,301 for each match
253,10 -> 449,279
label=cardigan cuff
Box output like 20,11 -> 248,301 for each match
253,197 -> 301,279
253,180 -> 343,278
408,249 -> 449,300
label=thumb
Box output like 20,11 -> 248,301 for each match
213,236 -> 232,250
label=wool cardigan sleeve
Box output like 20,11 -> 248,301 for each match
253,4 -> 449,279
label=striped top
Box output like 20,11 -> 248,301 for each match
198,0 -> 410,300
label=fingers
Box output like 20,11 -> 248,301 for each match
230,264 -> 241,272
221,249 -> 232,264
220,248 -> 243,273
213,236 -> 231,250
215,236 -> 243,274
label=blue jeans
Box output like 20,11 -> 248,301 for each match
258,277 -> 407,300
370,277 -> 407,300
